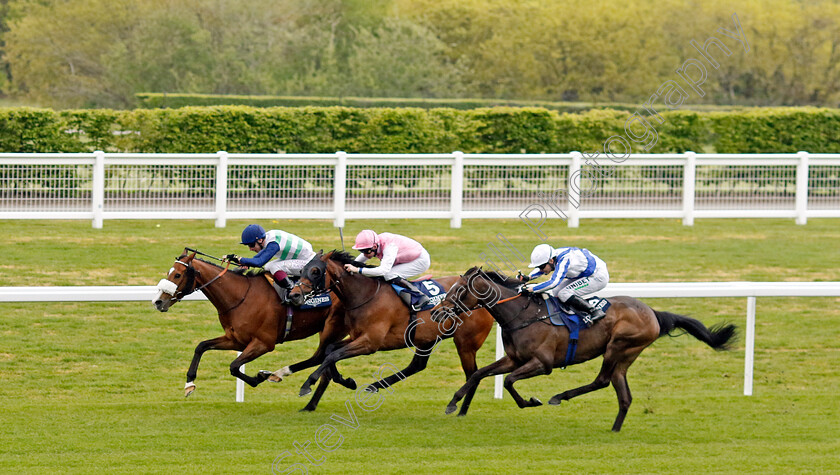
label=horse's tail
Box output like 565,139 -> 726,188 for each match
653,310 -> 738,351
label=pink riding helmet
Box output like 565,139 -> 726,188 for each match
352,230 -> 378,250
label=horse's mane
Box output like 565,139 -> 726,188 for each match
326,250 -> 372,268
466,266 -> 521,289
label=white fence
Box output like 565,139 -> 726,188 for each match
3,281 -> 838,401
1,152 -> 839,228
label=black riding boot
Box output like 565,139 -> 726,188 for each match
390,277 -> 430,311
275,275 -> 295,303
565,295 -> 605,324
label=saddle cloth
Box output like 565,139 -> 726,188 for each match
545,295 -> 610,328
267,275 -> 332,309
390,277 -> 447,311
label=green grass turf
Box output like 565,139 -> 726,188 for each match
1,219 -> 839,474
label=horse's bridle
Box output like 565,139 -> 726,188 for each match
294,259 -> 381,311
440,272 -> 548,333
158,257 -> 231,304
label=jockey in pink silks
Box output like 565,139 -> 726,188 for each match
343,230 -> 431,311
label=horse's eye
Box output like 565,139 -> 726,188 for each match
312,268 -> 321,277
174,274 -> 181,278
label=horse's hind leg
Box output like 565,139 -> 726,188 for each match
609,352 -> 642,432
548,350 -> 619,405
503,357 -> 551,409
186,335 -> 243,397
610,368 -> 632,432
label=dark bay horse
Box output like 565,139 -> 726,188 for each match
152,249 -> 353,411
288,251 -> 495,406
437,267 -> 737,431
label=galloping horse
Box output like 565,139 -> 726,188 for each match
289,251 -> 495,406
152,249 -> 354,411
437,267 -> 737,431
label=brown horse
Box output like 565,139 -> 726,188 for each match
436,267 -> 737,431
288,251 -> 495,406
152,248 -> 354,411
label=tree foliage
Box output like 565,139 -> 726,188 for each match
2,0 -> 840,108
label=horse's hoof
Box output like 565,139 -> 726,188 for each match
269,366 -> 292,383
529,397 -> 542,406
445,404 -> 457,415
345,378 -> 357,390
184,383 -> 196,398
548,395 -> 562,405
365,384 -> 379,393
299,406 -> 316,413
299,386 -> 312,397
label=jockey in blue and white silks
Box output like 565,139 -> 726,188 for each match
520,243 -> 609,319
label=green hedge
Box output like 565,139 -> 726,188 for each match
136,93 -> 751,114
1,105 -> 838,154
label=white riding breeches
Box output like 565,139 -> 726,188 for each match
550,266 -> 609,301
383,250 -> 431,281
265,256 -> 314,277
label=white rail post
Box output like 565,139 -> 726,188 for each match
236,351 -> 245,402
744,296 -> 756,396
683,151 -> 696,226
92,151 -> 105,229
494,323 -> 504,399
215,151 -> 228,228
334,151 -> 347,228
450,151 -> 464,229
567,152 -> 581,228
795,151 -> 809,225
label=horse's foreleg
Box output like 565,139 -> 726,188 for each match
299,337 -> 374,397
186,335 -> 242,397
446,355 -> 517,416
268,335 -> 351,383
229,339 -> 274,388
300,373 -> 332,412
328,362 -> 357,390
366,345 -> 433,393
503,357 -> 551,409
454,347 -> 479,415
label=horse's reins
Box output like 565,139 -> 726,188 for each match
324,268 -> 381,311
442,278 -> 549,333
172,259 -> 231,296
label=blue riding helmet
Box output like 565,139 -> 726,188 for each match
240,224 -> 266,245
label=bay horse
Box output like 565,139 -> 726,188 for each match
288,251 -> 495,406
437,267 -> 737,432
152,248 -> 354,411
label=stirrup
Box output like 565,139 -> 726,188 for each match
412,294 -> 430,311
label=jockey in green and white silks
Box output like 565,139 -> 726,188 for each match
520,243 -> 609,320
225,224 -> 316,298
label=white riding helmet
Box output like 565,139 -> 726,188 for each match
529,244 -> 555,268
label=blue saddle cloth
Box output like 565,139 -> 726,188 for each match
543,296 -> 611,367
390,278 -> 447,311
299,291 -> 332,309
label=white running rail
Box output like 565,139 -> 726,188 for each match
2,281 -> 838,400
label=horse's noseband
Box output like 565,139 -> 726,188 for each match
161,259 -> 198,302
